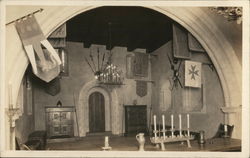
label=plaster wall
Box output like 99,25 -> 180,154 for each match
33,41 -> 152,136
151,41 -> 224,138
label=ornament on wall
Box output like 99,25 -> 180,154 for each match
167,53 -> 183,90
210,7 -> 242,24
136,80 -> 147,97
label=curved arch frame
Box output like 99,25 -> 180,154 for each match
4,5 -> 242,149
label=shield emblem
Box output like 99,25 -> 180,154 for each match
136,81 -> 147,97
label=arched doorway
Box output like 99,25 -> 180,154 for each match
88,91 -> 105,133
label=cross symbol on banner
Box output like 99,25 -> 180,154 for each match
189,65 -> 199,80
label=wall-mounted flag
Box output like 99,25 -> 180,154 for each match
15,14 -> 61,82
185,60 -> 202,88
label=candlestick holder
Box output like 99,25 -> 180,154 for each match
150,134 -> 195,151
161,129 -> 167,139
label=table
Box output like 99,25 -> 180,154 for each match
147,138 -> 241,152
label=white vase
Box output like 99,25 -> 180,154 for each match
136,133 -> 145,151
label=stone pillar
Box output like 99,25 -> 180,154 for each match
221,105 -> 242,139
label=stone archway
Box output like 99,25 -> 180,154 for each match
4,5 -> 243,150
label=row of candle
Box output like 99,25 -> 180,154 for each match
153,114 -> 190,139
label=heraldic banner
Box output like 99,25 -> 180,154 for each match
185,60 -> 202,88
136,80 -> 147,97
15,15 -> 61,82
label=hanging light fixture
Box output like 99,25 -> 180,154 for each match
84,22 -> 124,85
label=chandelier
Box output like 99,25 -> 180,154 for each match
84,22 -> 124,85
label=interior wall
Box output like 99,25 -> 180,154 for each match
3,5 -> 244,150
33,41 -> 152,134
151,41 -> 224,138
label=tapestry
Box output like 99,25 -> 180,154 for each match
134,52 -> 148,77
188,33 -> 205,53
126,54 -> 134,79
185,60 -> 202,88
172,23 -> 191,59
15,15 -> 61,82
45,77 -> 61,96
47,38 -> 66,48
136,80 -> 147,97
48,23 -> 66,38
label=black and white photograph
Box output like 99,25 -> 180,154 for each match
0,0 -> 249,157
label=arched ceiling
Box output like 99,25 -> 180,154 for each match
66,6 -> 174,52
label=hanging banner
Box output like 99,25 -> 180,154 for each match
15,15 -> 61,82
185,60 -> 202,88
188,33 -> 205,53
136,80 -> 147,97
173,23 -> 191,59
134,52 -> 148,77
45,77 -> 61,96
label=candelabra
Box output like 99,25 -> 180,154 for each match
151,114 -> 194,151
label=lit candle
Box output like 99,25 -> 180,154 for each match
179,114 -> 182,137
224,124 -> 228,132
187,114 -> 190,137
105,136 -> 109,147
153,115 -> 157,138
162,115 -> 165,139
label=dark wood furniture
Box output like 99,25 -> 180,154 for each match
16,131 -> 47,150
124,105 -> 148,136
45,106 -> 74,138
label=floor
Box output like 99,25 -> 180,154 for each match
47,135 -> 156,151
46,135 -> 241,152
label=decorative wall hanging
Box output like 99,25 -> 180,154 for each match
15,14 -> 61,82
173,23 -> 191,59
185,60 -> 202,88
210,7 -> 242,24
126,54 -> 135,79
136,80 -> 147,97
134,52 -> 149,77
47,23 -> 67,48
188,33 -> 205,53
45,77 -> 61,96
167,53 -> 183,90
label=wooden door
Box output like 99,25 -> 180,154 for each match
89,92 -> 105,132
